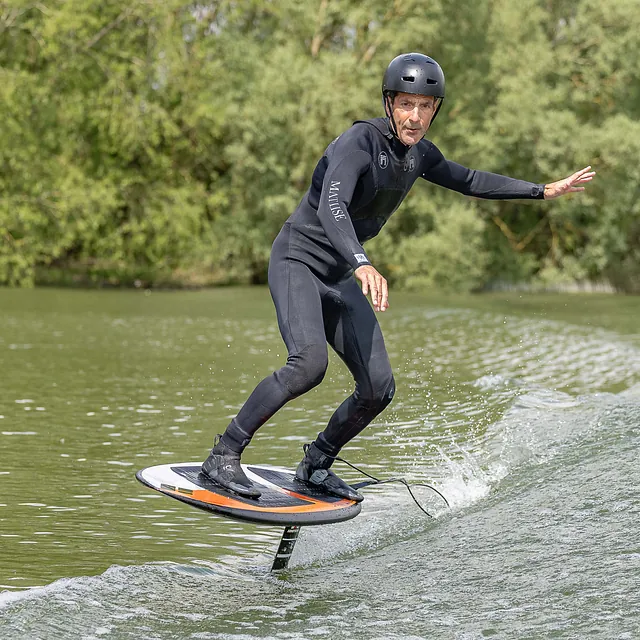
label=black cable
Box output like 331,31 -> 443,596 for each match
335,455 -> 450,517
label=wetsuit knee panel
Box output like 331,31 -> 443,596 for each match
355,371 -> 396,409
380,374 -> 396,410
279,344 -> 329,397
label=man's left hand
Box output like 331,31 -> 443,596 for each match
354,264 -> 389,312
544,166 -> 596,199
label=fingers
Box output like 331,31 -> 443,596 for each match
546,165 -> 596,199
571,166 -> 591,179
369,275 -> 379,310
379,278 -> 389,312
574,172 -> 596,184
571,166 -> 596,183
370,272 -> 388,312
559,166 -> 596,196
354,265 -> 389,312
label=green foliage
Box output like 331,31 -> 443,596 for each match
1,0 -> 639,291
368,199 -> 488,292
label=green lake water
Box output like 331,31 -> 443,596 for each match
0,287 -> 638,639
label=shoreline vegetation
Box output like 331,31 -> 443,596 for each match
32,262 -> 617,294
2,1 -> 639,294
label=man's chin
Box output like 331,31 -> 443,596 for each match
401,131 -> 422,146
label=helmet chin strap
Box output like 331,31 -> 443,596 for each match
431,97 -> 443,125
383,93 -> 400,139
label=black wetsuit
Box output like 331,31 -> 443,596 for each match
222,117 -> 545,456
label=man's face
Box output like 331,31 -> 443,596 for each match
391,92 -> 439,146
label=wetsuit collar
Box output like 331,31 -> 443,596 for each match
354,118 -> 410,157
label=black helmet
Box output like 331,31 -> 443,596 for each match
382,53 -> 445,99
382,53 -> 445,134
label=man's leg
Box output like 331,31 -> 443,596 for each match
295,276 -> 395,502
317,276 -> 396,455
222,258 -> 330,449
202,241 -> 329,496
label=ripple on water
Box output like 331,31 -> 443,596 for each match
2,432 -> 38,436
1,294 -> 639,638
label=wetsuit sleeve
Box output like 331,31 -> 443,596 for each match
318,149 -> 373,270
421,142 -> 546,199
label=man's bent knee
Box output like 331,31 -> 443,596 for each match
278,344 -> 328,397
378,374 -> 396,410
358,372 -> 395,411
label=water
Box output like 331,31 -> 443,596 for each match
0,288 -> 638,639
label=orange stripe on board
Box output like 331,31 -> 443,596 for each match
165,487 -> 353,513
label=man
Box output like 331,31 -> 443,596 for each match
201,53 -> 595,501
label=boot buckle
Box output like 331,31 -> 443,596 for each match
309,469 -> 329,484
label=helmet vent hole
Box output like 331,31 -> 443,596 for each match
426,78 -> 437,84
402,75 -> 415,83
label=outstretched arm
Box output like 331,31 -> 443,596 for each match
421,143 -> 545,199
421,142 -> 596,200
543,166 -> 596,199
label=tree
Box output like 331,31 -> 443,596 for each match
1,0 -> 638,291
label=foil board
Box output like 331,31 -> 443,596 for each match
135,462 -> 362,527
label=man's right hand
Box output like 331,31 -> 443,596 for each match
354,265 -> 389,312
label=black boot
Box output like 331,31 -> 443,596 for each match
295,442 -> 363,502
201,436 -> 261,499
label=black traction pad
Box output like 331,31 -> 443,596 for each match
171,465 -> 312,508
